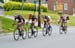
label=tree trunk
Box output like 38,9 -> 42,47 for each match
38,0 -> 42,27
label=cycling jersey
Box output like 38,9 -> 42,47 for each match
61,16 -> 68,23
15,16 -> 25,23
32,16 -> 37,21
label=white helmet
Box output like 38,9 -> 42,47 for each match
47,16 -> 51,19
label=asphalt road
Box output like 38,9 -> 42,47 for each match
0,25 -> 75,48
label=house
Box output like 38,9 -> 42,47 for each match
48,0 -> 74,15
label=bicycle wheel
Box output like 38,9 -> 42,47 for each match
33,27 -> 38,37
42,27 -> 47,36
48,26 -> 52,36
59,26 -> 63,34
63,26 -> 67,34
22,28 -> 27,39
13,28 -> 20,41
28,28 -> 32,38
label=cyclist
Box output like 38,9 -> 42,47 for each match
58,14 -> 69,30
28,14 -> 37,35
43,15 -> 52,28
13,15 -> 25,35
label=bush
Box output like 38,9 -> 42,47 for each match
3,2 -> 48,12
41,5 -> 48,12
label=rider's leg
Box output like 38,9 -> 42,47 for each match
64,22 -> 67,27
61,22 -> 63,27
21,24 -> 24,32
18,23 -> 22,36
31,21 -> 35,35
48,20 -> 51,30
44,21 -> 46,27
64,22 -> 67,30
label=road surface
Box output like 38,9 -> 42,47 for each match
0,25 -> 75,48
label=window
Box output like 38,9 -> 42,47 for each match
53,2 -> 57,11
64,3 -> 68,10
53,4 -> 57,11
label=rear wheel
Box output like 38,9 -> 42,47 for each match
42,28 -> 47,36
22,28 -> 27,39
48,26 -> 52,36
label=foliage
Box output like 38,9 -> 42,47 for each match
3,2 -> 48,12
0,0 -> 4,3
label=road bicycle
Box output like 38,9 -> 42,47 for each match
42,22 -> 52,36
59,24 -> 67,34
13,24 -> 27,41
28,24 -> 38,38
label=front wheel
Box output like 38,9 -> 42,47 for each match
59,26 -> 63,34
28,28 -> 32,38
13,29 -> 20,41
33,27 -> 38,37
63,26 -> 67,34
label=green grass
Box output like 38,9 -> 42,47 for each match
5,10 -> 75,26
0,16 -> 14,33
5,10 -> 34,19
68,16 -> 75,26
0,16 -> 35,33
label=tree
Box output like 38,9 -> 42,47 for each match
38,0 -> 42,27
0,0 -> 4,3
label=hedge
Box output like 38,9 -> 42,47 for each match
3,2 -> 48,12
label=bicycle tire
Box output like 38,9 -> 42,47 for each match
48,26 -> 52,36
22,28 -> 27,39
13,28 -> 20,41
42,28 -> 47,36
33,27 -> 38,38
28,28 -> 32,38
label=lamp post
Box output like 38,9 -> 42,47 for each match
22,0 -> 24,16
33,0 -> 37,16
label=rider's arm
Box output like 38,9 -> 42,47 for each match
21,19 -> 24,24
12,17 -> 17,25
